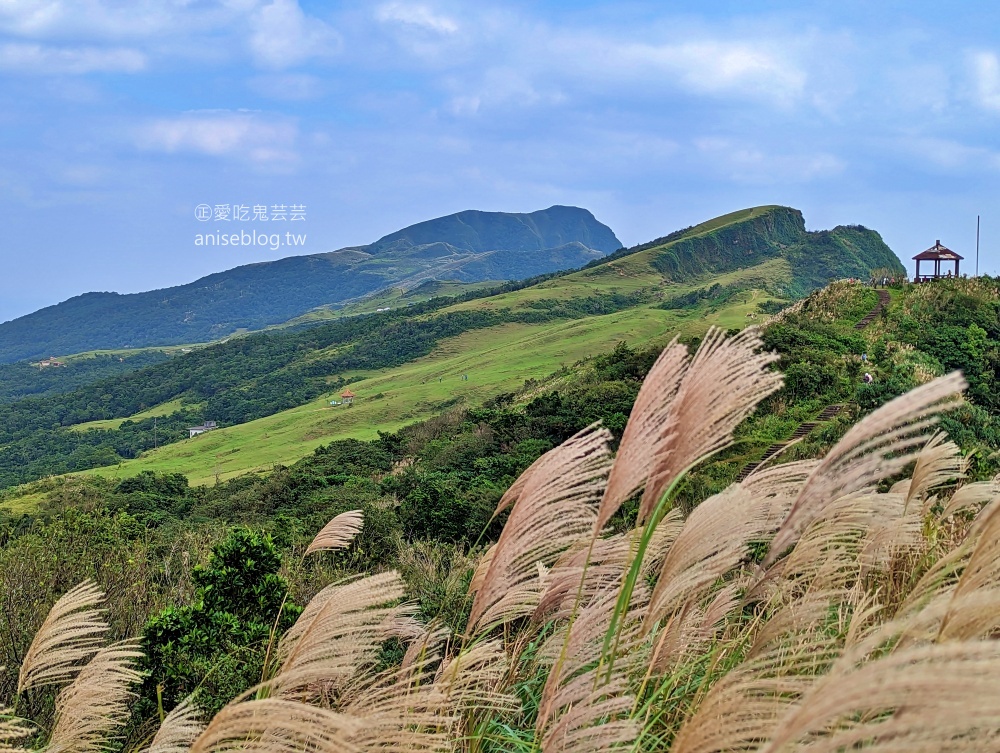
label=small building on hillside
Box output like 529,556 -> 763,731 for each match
341,388 -> 356,405
913,240 -> 963,282
188,420 -> 218,438
38,357 -> 66,368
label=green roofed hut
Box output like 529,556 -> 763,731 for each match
913,240 -> 963,282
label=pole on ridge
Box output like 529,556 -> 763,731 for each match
977,215 -> 980,277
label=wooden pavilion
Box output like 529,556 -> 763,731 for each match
913,240 -> 963,282
341,388 -> 355,405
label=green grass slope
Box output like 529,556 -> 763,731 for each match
0,205 -> 903,493
78,290 -> 766,485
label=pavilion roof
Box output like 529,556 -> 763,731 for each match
341,388 -> 356,397
913,240 -> 963,261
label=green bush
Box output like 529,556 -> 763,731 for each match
138,528 -> 301,718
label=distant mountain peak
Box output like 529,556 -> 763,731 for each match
0,206 -> 621,363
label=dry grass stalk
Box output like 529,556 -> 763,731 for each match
646,485 -> 784,632
189,699 -> 363,753
757,493 -> 893,599
746,590 -> 847,659
857,493 -> 924,574
304,509 -> 364,556
537,511 -> 684,624
648,581 -> 744,674
767,372 -> 966,564
671,630 -> 842,753
466,544 -> 495,596
146,696 -> 205,753
894,534 -> 976,628
469,423 -> 613,632
536,534 -> 627,623
637,326 -> 782,524
595,337 -> 688,531
17,580 -> 108,694
940,479 -> 1000,520
400,625 -> 450,672
337,654 -> 453,753
492,451 -> 550,518
435,639 -> 518,716
759,641 -> 1000,753
536,588 -> 641,753
46,641 -> 143,753
935,497 -> 1000,641
740,459 -> 819,500
271,571 -> 410,699
0,707 -> 32,753
903,432 -> 967,513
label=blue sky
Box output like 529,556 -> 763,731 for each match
3,1 -> 1000,322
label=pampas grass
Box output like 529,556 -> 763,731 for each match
6,329 -> 1000,752
17,580 -> 107,694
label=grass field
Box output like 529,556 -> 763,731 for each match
273,280 -> 505,327
0,208 -> 793,509
54,343 -> 209,361
67,398 -> 192,432
66,274 -> 774,489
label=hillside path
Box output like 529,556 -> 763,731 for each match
854,289 -> 890,330
736,404 -> 845,482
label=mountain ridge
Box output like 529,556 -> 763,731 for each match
0,204 -> 906,490
0,205 -> 621,363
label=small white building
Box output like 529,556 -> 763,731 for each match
188,420 -> 218,438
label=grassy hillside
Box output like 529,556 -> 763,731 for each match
0,205 -> 902,492
77,294 -> 765,485
61,275 -> 1000,496
272,279 -> 505,326
2,279 -> 999,750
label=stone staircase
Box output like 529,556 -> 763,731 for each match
854,289 -> 890,330
737,290 -> 880,481
736,404 -> 845,482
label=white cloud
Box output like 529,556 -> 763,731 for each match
0,1 -> 281,40
0,0 -> 198,38
694,137 -> 844,183
427,20 -> 814,116
969,50 -> 1000,112
884,62 -> 950,113
446,67 -> 565,114
0,42 -> 145,73
0,1 -> 342,70
248,0 -> 340,69
610,40 -> 806,103
136,111 -> 298,164
899,135 -> 1000,172
376,3 -> 459,34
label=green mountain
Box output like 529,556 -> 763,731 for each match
598,205 -> 903,296
0,205 -> 905,491
0,206 -> 621,364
